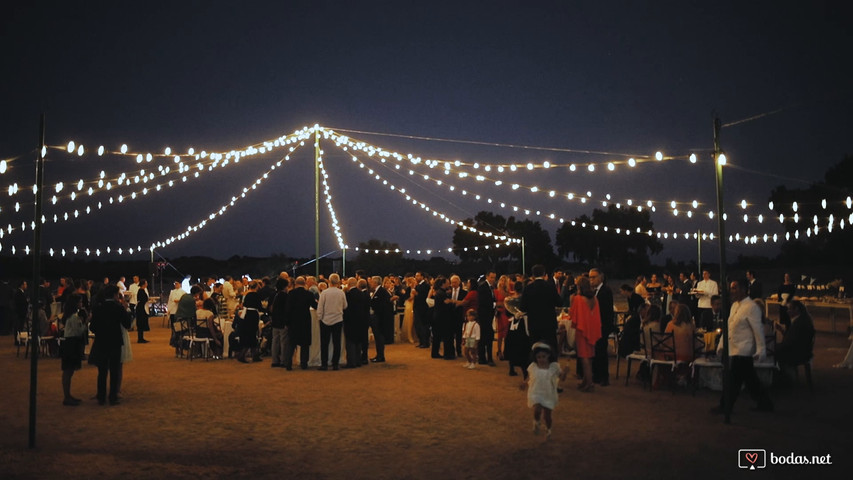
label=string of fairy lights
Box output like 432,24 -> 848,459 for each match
0,125 -> 851,257
322,128 -> 853,225
329,140 -> 847,251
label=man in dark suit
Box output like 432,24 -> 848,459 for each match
775,300 -> 815,369
477,272 -> 497,365
343,278 -> 369,368
448,275 -> 467,356
590,268 -> 615,386
89,285 -> 132,405
521,265 -> 561,354
413,271 -> 431,349
698,295 -> 723,331
746,270 -> 763,300
283,276 -> 317,370
369,276 -> 393,362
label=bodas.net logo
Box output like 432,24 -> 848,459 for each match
738,449 -> 767,470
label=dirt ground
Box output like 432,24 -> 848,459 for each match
1,313 -> 851,480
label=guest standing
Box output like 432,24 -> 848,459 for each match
60,294 -> 87,406
520,265 -> 561,355
714,279 -> 774,413
343,278 -> 369,368
284,277 -> 317,370
269,278 -> 289,368
317,274 -> 347,370
89,285 -> 131,405
135,279 -> 150,343
477,272 -> 498,366
413,271 -> 431,349
570,276 -> 601,392
369,276 -> 392,363
589,268 -> 614,386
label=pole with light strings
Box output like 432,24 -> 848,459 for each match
314,127 -> 320,278
29,114 -> 46,448
713,116 -> 731,424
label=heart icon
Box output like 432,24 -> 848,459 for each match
745,453 -> 758,464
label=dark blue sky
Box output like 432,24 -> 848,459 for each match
1,1 -> 851,263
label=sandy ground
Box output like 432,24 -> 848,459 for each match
1,314 -> 851,480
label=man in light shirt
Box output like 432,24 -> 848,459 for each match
714,279 -> 774,414
316,273 -> 347,371
167,281 -> 186,323
695,270 -> 719,322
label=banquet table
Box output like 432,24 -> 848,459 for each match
765,298 -> 853,337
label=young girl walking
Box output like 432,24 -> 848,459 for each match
521,342 -> 567,439
461,309 -> 480,369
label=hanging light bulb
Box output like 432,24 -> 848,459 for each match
689,153 -> 697,163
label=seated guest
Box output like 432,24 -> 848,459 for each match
661,299 -> 680,332
775,300 -> 815,370
698,295 -> 723,331
620,284 -> 646,314
618,309 -> 642,358
664,304 -> 696,362
641,304 -> 662,355
195,298 -> 223,358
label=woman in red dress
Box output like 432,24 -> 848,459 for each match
570,276 -> 601,392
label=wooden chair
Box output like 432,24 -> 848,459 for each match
186,317 -> 212,361
622,332 -> 651,389
170,318 -> 190,358
649,331 -> 677,392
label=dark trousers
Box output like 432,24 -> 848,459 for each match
319,322 -> 342,367
345,339 -> 362,367
478,322 -> 495,363
372,316 -> 386,360
431,321 -> 443,357
592,336 -> 610,383
96,350 -> 122,402
454,320 -> 464,355
414,310 -> 430,347
442,324 -> 456,359
283,338 -> 310,369
721,356 -> 773,411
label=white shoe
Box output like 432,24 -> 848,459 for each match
545,428 -> 552,439
533,421 -> 540,435
463,362 -> 471,368
467,363 -> 476,369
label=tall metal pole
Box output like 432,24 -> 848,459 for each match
713,116 -> 731,424
314,128 -> 320,278
697,228 -> 702,273
29,115 -> 46,448
342,247 -> 346,278
521,237 -> 526,274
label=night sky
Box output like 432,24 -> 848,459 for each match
2,1 -> 852,264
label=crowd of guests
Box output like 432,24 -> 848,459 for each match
3,267 -> 819,415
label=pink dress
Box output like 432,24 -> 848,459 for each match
494,289 -> 510,339
570,294 -> 601,359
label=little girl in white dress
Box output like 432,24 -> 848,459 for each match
522,342 -> 567,439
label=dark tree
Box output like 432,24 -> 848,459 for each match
555,205 -> 663,272
769,155 -> 853,265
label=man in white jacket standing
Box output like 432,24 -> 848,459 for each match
317,273 -> 347,371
